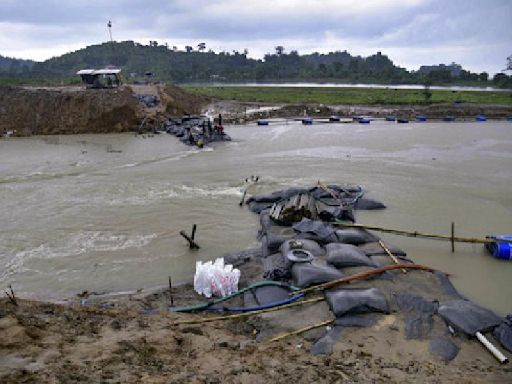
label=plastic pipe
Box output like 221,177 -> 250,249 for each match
475,331 -> 509,364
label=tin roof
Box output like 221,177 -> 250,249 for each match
76,68 -> 121,75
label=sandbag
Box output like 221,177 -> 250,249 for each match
310,326 -> 343,355
325,243 -> 376,268
325,288 -> 389,317
354,198 -> 386,210
293,218 -> 338,244
493,314 -> 512,352
395,293 -> 438,339
434,272 -> 465,299
262,253 -> 290,280
248,200 -> 274,214
429,337 -> 459,362
243,285 -> 291,307
280,239 -> 324,258
291,263 -> 344,288
358,242 -> 406,256
438,299 -> 502,335
335,228 -> 380,245
264,228 -> 296,253
223,247 -> 262,266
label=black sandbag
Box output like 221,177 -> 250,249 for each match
325,243 -> 376,268
325,288 -> 389,317
280,239 -> 324,258
223,247 -> 262,267
293,218 -> 338,243
395,293 -> 438,339
334,313 -> 378,327
429,337 -> 460,362
317,205 -> 355,223
358,241 -> 406,256
354,198 -> 386,210
310,326 -> 343,355
434,272 -> 465,299
437,299 -> 502,335
493,314 -> 512,352
263,253 -> 291,280
265,228 -> 296,252
335,228 -> 380,245
291,263 -> 344,288
248,200 -> 274,214
295,231 -> 339,244
247,191 -> 284,204
243,285 -> 291,307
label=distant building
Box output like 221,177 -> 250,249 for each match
417,62 -> 463,76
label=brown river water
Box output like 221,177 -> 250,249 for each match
1,120 -> 511,315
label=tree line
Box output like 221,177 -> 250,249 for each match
1,41 -> 511,88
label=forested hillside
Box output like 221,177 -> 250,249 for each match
1,41 -> 511,88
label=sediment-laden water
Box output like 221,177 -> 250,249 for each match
1,121 -> 511,314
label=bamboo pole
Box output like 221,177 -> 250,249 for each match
171,296 -> 324,326
267,319 -> 335,343
333,221 -> 507,245
378,240 -> 407,273
292,263 -> 440,296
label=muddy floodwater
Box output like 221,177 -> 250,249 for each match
1,121 -> 511,315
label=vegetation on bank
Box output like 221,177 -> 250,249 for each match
1,41 -> 512,88
185,86 -> 512,105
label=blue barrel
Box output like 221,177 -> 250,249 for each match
302,117 -> 313,125
329,116 -> 340,122
359,118 -> 370,124
397,118 -> 409,123
257,119 -> 269,126
444,115 -> 456,122
385,115 -> 396,121
416,114 -> 427,122
507,116 -> 512,122
475,114 -> 487,122
485,235 -> 512,261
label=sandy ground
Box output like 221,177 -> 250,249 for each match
1,253 -> 511,383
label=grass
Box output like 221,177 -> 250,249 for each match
184,85 -> 512,105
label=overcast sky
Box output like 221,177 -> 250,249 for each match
1,0 -> 511,74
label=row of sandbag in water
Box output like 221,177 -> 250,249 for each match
246,185 -> 386,216
249,194 -> 512,358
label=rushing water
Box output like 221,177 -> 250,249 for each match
1,121 -> 511,314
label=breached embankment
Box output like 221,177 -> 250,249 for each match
0,85 -> 207,137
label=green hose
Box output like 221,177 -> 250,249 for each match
170,280 -> 299,313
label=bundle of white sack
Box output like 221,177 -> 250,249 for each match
193,258 -> 241,298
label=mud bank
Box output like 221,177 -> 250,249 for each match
0,85 -> 207,137
206,100 -> 512,123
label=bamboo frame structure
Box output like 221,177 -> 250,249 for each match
334,221 -> 510,245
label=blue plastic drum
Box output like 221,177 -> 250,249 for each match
485,235 -> 512,261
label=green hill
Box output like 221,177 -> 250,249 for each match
1,41 -> 511,88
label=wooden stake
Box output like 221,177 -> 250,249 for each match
267,319 -> 335,343
191,224 -> 197,241
451,222 -> 455,253
180,230 -> 200,249
379,240 -> 407,273
168,276 -> 174,307
5,284 -> 18,306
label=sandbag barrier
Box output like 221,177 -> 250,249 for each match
164,115 -> 231,147
240,183 -> 510,361
171,183 -> 510,363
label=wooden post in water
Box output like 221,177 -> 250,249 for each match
451,222 -> 455,253
169,276 -> 174,307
